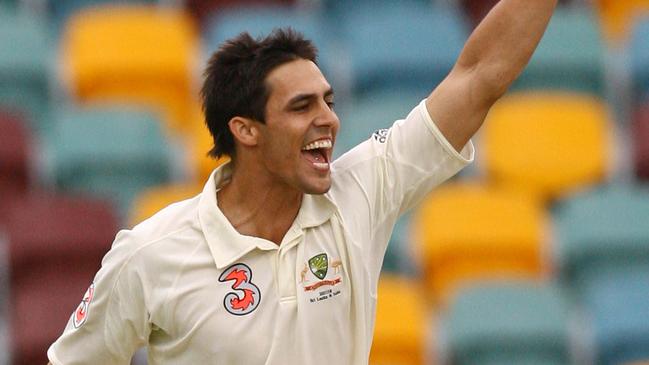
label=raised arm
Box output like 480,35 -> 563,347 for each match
427,0 -> 558,151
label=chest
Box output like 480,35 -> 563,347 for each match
150,225 -> 354,363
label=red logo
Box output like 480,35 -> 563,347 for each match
73,283 -> 95,328
218,264 -> 261,315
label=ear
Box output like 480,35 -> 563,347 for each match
228,116 -> 259,148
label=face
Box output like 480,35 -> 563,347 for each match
255,58 -> 340,195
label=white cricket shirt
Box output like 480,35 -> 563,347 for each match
48,99 -> 474,364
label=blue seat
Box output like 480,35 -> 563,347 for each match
0,9 -> 53,132
445,281 -> 572,365
631,16 -> 649,102
582,268 -> 649,365
43,106 -> 174,219
513,8 -> 605,96
553,184 -> 649,294
340,2 -> 467,96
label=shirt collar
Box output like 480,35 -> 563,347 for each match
198,162 -> 338,269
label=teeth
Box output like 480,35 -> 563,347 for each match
302,139 -> 332,151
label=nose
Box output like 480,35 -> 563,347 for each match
314,100 -> 340,129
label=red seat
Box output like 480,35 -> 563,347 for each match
0,193 -> 118,365
186,0 -> 295,26
635,102 -> 649,181
0,110 -> 32,196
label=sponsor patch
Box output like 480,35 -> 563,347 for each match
218,263 -> 261,316
73,282 -> 95,328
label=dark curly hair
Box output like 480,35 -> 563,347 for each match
201,28 -> 318,159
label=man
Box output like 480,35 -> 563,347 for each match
47,1 -> 557,363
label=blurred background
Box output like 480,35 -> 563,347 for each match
1,0 -> 649,364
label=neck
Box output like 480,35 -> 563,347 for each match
217,165 -> 303,246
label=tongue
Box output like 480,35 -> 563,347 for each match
302,149 -> 326,164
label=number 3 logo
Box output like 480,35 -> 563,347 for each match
218,263 -> 261,316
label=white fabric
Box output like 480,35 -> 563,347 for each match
48,99 -> 473,365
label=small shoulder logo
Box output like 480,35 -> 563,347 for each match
308,253 -> 328,280
218,263 -> 261,316
73,282 -> 95,328
372,129 -> 389,144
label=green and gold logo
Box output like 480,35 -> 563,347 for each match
308,253 -> 328,280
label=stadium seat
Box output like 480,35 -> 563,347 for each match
0,109 -> 32,195
631,16 -> 649,102
129,183 -> 202,227
482,92 -> 611,202
185,0 -> 295,27
44,106 -> 174,219
444,282 -> 571,365
340,2 -> 466,96
553,184 -> 649,294
370,275 -> 427,365
0,8 -> 52,132
61,4 -> 199,135
581,268 -> 649,365
0,192 -> 118,365
512,8 -> 605,96
413,182 -> 549,307
596,0 -> 649,43
635,102 -> 649,181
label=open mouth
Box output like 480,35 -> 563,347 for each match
301,139 -> 332,171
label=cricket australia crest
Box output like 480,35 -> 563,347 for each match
308,253 -> 328,280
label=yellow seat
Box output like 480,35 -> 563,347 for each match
413,183 -> 549,307
596,0 -> 649,43
370,275 -> 427,365
483,92 -> 610,202
61,5 -> 199,135
129,183 -> 202,226
188,103 -> 230,183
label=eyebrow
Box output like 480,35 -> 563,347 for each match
286,88 -> 335,108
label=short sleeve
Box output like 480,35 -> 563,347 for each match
47,230 -> 151,365
329,99 -> 474,277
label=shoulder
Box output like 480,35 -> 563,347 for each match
106,195 -> 206,277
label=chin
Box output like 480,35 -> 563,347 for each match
302,179 -> 332,195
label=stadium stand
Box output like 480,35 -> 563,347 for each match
634,102 -> 649,180
0,193 -> 117,365
413,182 -> 549,307
482,92 -> 611,202
60,4 -> 199,135
554,184 -> 649,295
43,106 -> 174,218
339,2 -> 466,96
0,8 -> 52,133
370,275 -> 427,365
581,268 -> 649,365
630,16 -> 649,102
0,110 -> 32,196
4,0 -> 649,363
444,282 -> 572,365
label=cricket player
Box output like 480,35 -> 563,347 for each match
47,1 -> 557,363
